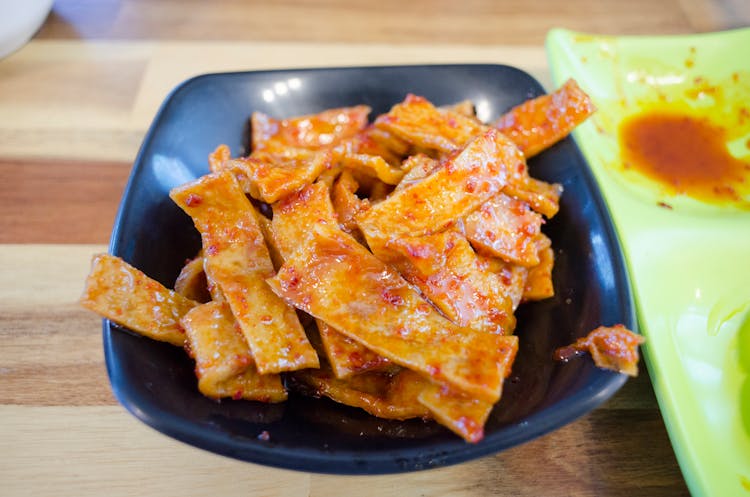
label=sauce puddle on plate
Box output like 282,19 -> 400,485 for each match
619,110 -> 750,208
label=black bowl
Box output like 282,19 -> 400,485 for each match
105,64 -> 635,474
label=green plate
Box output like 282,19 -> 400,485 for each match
547,28 -> 750,496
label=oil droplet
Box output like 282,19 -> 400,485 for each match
619,110 -> 750,207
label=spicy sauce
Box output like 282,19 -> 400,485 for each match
619,111 -> 750,205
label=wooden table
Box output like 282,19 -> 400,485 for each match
2,1 -> 747,495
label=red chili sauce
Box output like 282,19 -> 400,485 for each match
619,111 -> 750,205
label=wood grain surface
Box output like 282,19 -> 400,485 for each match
37,0 -> 750,45
3,1 -> 746,495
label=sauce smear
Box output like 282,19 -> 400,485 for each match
619,111 -> 750,205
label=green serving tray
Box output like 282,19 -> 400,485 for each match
547,27 -> 750,497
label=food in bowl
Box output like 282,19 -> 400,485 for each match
81,79 -> 640,443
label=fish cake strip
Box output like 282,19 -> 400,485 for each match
170,170 -> 319,374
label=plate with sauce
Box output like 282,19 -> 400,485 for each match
547,28 -> 750,497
